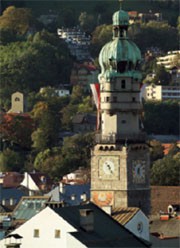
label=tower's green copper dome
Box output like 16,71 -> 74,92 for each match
98,6 -> 142,81
113,9 -> 129,26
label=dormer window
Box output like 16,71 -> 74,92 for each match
15,97 -> 20,101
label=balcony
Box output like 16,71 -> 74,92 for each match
95,132 -> 147,144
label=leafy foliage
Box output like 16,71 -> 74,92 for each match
151,153 -> 180,186
31,92 -> 67,151
0,30 -> 72,110
148,140 -> 164,164
143,100 -> 179,135
33,132 -> 94,178
130,21 -> 178,52
0,6 -> 35,35
0,113 -> 34,149
0,148 -> 25,172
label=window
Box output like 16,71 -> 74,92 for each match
55,229 -> 61,238
121,120 -> 126,124
34,229 -> 39,238
106,97 -> 110,102
121,80 -> 126,89
132,97 -> 136,102
15,97 -> 20,101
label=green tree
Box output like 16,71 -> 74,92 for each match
79,12 -> 96,33
144,100 -> 179,135
0,28 -> 18,45
131,21 -> 178,53
0,32 -> 72,109
148,140 -> 164,164
152,65 -> 171,85
151,154 -> 180,186
91,24 -> 112,57
0,148 -> 25,172
31,91 -> 68,151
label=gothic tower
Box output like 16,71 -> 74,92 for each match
91,6 -> 150,215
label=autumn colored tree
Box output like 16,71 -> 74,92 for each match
0,6 -> 33,35
0,113 -> 34,150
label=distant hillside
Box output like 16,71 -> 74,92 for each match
2,0 -> 178,26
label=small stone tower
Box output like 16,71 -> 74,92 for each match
91,5 -> 150,215
8,92 -> 26,113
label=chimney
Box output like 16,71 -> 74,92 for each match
79,209 -> 94,231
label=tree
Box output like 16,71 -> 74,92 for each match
0,32 -> 72,109
79,12 -> 96,33
0,148 -> 25,172
59,132 -> 94,172
148,140 -> 164,164
152,65 -> 171,85
31,92 -> 66,151
0,6 -> 33,35
91,24 -> 112,57
151,154 -> 180,186
0,113 -> 34,150
143,100 -> 179,135
130,21 -> 178,53
0,28 -> 18,45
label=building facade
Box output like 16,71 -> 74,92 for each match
91,6 -> 150,215
142,84 -> 180,101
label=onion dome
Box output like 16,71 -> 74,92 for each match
113,9 -> 129,26
98,6 -> 142,81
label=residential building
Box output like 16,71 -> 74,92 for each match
70,63 -> 99,92
0,203 -> 151,248
57,27 -> 91,61
156,50 -> 180,70
141,84 -> 180,101
72,113 -> 96,133
110,207 -> 150,241
128,11 -> 162,24
20,172 -> 53,195
46,183 -> 90,206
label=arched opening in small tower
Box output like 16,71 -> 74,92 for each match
117,61 -> 127,73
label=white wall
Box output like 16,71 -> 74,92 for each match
21,172 -> 39,191
125,210 -> 149,241
67,233 -> 87,248
0,207 -> 80,248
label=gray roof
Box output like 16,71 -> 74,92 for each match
150,218 -> 180,237
53,203 -> 150,247
72,113 -> 96,124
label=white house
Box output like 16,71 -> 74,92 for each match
0,207 -> 85,248
0,203 -> 150,248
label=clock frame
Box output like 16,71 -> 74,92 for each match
98,156 -> 119,180
132,160 -> 146,184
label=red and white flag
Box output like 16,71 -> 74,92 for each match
90,83 -> 100,130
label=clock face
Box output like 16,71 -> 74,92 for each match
132,160 -> 146,184
99,156 -> 119,180
103,160 -> 115,175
